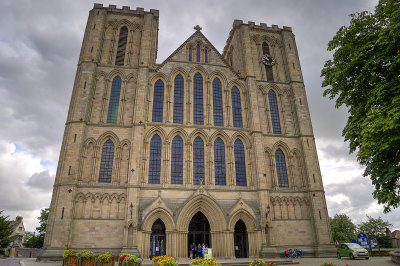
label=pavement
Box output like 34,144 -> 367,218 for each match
0,256 -> 396,266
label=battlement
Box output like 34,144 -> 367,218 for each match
92,3 -> 159,17
223,20 -> 292,56
232,19 -> 292,32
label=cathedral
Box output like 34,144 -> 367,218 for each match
40,4 -> 335,259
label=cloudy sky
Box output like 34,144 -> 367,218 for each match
1,0 -> 399,233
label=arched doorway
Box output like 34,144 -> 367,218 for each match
234,219 -> 248,258
188,212 -> 211,250
150,219 -> 166,258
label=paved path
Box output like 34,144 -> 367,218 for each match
0,258 -> 22,266
11,256 -> 398,266
291,256 -> 396,266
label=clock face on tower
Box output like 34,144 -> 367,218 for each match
261,55 -> 276,66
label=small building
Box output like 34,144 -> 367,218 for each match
387,228 -> 400,248
10,216 -> 26,247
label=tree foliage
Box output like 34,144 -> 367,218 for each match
321,0 -> 400,212
0,209 -> 15,248
330,214 -> 356,243
25,208 -> 49,248
358,215 -> 392,247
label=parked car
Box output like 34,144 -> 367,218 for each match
337,243 -> 369,260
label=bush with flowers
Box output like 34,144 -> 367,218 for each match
80,250 -> 95,260
190,257 -> 204,266
63,250 -> 79,260
249,258 -> 276,266
97,252 -> 116,264
63,250 -> 79,265
201,259 -> 221,266
152,255 -> 178,266
78,250 -> 96,266
320,262 -> 337,266
119,253 -> 131,263
124,255 -> 142,266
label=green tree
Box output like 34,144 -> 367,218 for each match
24,232 -> 43,249
321,0 -> 400,212
34,208 -> 49,248
0,209 -> 15,248
25,208 -> 49,248
358,215 -> 392,248
330,214 -> 356,243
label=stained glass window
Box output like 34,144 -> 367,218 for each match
268,90 -> 281,134
149,134 -> 162,184
214,138 -> 226,185
106,76 -> 122,123
99,140 -> 114,183
275,148 -> 289,187
193,137 -> 205,185
173,74 -> 184,124
231,86 -> 243,128
152,80 -> 164,122
234,139 -> 247,186
213,78 -> 224,126
193,73 -> 204,125
171,136 -> 183,184
115,26 -> 128,66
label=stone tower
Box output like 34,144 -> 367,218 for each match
40,4 -> 334,260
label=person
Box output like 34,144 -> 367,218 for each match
189,248 -> 193,259
197,243 -> 202,258
191,242 -> 196,258
335,240 -> 339,247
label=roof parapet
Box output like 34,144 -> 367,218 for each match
92,3 -> 159,16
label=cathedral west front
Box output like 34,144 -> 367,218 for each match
40,4 -> 335,259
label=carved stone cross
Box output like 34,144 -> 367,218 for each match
194,25 -> 202,31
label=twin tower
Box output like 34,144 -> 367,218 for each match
40,3 -> 335,260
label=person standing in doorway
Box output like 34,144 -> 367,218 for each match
197,243 -> 202,258
191,242 -> 196,258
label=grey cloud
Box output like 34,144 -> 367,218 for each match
26,171 -> 54,191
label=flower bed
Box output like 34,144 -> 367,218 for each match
152,255 -> 178,266
249,258 -> 276,266
63,250 -> 78,266
320,262 -> 337,266
77,250 -> 95,266
97,252 -> 116,266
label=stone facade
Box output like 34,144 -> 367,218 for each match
40,4 -> 335,260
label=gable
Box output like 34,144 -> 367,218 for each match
157,29 -> 238,78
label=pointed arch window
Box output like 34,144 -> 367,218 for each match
149,134 -> 162,184
213,78 -> 224,126
173,74 -> 184,124
268,90 -> 281,134
214,138 -> 226,185
205,49 -> 208,63
106,76 -> 122,123
193,137 -> 205,185
115,26 -> 128,66
193,73 -> 204,125
275,148 -> 289,187
231,86 -> 243,128
262,42 -> 274,81
171,135 -> 184,184
99,140 -> 115,183
152,80 -> 164,122
189,47 -> 192,62
197,44 -> 201,62
234,139 -> 247,186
